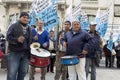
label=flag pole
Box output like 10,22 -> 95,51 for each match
110,0 -> 115,68
111,0 -> 115,30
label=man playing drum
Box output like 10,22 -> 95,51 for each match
29,20 -> 49,80
63,19 -> 94,80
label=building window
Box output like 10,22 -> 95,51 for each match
9,13 -> 19,24
114,5 -> 120,17
88,15 -> 95,23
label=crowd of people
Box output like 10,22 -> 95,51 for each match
0,12 -> 120,80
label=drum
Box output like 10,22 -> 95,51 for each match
61,56 -> 79,66
30,48 -> 50,67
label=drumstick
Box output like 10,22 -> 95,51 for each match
36,49 -> 41,53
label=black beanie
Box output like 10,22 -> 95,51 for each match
19,12 -> 29,18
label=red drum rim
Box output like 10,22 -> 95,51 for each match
31,54 -> 50,58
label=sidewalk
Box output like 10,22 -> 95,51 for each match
0,58 -> 120,80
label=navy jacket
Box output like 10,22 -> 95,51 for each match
63,29 -> 94,56
86,31 -> 102,58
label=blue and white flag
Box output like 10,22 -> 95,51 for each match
95,8 -> 101,31
107,33 -> 113,51
97,8 -> 110,37
80,12 -> 89,30
28,0 -> 38,26
72,0 -> 81,20
35,0 -> 59,31
28,10 -> 36,27
115,34 -> 120,42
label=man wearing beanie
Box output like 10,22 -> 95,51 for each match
6,12 -> 32,80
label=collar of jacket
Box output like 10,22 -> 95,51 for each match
70,28 -> 81,35
89,30 -> 100,35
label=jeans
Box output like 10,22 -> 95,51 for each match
85,58 -> 96,80
68,58 -> 86,80
6,51 -> 29,80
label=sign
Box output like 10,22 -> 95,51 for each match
72,3 -> 81,19
97,8 -> 110,37
36,0 -> 59,30
80,12 -> 89,30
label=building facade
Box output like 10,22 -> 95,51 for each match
0,0 -> 120,41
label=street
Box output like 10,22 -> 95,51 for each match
0,58 -> 120,80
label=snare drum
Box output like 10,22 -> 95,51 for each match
61,56 -> 79,66
30,48 -> 50,67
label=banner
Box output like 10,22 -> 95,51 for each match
95,8 -> 101,31
28,0 -> 39,26
97,8 -> 110,37
79,12 -> 89,30
72,2 -> 81,20
29,0 -> 59,30
28,10 -> 36,27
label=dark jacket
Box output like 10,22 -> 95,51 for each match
63,29 -> 94,56
86,31 -> 102,58
115,45 -> 120,57
103,44 -> 111,56
6,21 -> 32,57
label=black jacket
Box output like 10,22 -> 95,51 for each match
6,21 -> 32,58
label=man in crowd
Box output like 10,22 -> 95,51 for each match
85,22 -> 103,80
47,30 -> 56,73
54,21 -> 71,80
6,12 -> 32,80
63,19 -> 94,80
115,41 -> 120,68
103,41 -> 114,68
29,20 -> 49,80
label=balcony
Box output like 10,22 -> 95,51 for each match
81,1 -> 98,9
2,0 -> 33,3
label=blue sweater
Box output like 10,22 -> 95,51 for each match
63,29 -> 94,56
32,28 -> 49,49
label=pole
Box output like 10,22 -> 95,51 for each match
111,0 -> 115,68
111,0 -> 115,30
